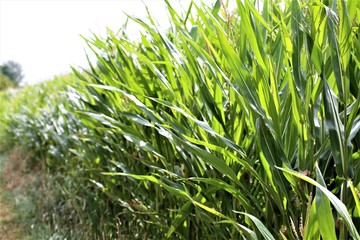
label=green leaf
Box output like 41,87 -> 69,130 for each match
236,212 -> 276,240
278,167 -> 360,239
314,164 -> 337,239
303,200 -> 320,239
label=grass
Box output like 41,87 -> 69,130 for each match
0,0 -> 360,239
0,153 -> 25,240
0,149 -> 56,239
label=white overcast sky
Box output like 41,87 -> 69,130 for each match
0,0 -> 194,84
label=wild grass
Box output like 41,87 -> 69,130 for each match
1,0 -> 360,239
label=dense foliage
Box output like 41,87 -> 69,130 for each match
0,60 -> 24,87
0,74 -> 14,91
1,0 -> 360,239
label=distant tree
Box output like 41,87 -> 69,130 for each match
0,61 -> 24,86
0,74 -> 14,91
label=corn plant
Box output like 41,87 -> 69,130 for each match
2,0 -> 360,239
63,0 -> 360,238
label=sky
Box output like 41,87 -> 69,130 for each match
0,0 -> 192,84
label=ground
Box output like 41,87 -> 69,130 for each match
0,152 -> 25,240
0,196 -> 23,240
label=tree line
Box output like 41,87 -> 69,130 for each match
0,60 -> 23,91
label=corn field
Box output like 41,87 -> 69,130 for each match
1,0 -> 360,239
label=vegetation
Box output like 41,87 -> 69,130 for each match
0,60 -> 24,88
0,153 -> 25,240
1,0 -> 360,239
0,74 -> 14,91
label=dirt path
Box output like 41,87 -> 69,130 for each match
0,153 -> 24,240
0,195 -> 23,240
